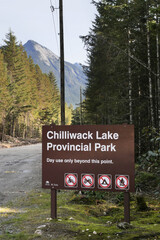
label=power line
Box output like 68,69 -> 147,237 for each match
50,0 -> 59,55
63,1 -> 74,63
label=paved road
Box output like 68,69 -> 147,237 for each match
0,144 -> 42,205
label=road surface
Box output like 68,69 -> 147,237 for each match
0,144 -> 42,205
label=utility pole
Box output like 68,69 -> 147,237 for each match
59,0 -> 65,125
51,0 -> 65,219
80,87 -> 83,125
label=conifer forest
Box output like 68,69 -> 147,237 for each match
0,31 -> 72,140
74,0 -> 160,182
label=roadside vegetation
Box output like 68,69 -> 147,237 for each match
0,190 -> 160,240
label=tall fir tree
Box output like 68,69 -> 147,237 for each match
0,31 -> 61,139
82,0 -> 160,156
0,50 -> 11,140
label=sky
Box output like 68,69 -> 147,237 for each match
0,0 -> 97,64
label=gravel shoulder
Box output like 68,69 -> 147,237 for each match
0,143 -> 42,205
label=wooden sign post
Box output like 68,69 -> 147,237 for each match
124,192 -> 130,223
51,189 -> 57,219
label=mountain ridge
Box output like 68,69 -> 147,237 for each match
24,40 -> 86,108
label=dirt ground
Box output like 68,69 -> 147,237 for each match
0,135 -> 40,149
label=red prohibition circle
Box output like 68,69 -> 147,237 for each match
116,176 -> 128,189
82,175 -> 94,188
65,174 -> 77,187
99,175 -> 111,188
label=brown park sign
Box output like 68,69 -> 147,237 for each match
42,125 -> 135,192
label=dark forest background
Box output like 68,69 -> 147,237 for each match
72,0 -> 160,190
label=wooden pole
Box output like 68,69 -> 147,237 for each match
59,0 -> 65,126
124,192 -> 130,223
80,87 -> 83,125
51,189 -> 57,219
51,0 -> 65,219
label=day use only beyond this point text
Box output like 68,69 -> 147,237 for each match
46,158 -> 114,165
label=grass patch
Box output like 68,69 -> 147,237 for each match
0,190 -> 160,239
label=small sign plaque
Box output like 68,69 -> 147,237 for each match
115,175 -> 129,190
64,173 -> 78,188
98,174 -> 112,189
81,174 -> 95,188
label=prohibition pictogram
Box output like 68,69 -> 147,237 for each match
98,174 -> 112,189
81,174 -> 95,188
115,175 -> 129,190
64,173 -> 78,188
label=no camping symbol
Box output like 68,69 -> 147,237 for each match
98,174 -> 112,189
81,174 -> 95,189
115,175 -> 129,190
64,173 -> 78,188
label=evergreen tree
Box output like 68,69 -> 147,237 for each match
0,31 -> 61,139
2,31 -> 30,136
0,50 -> 10,140
82,0 -> 160,156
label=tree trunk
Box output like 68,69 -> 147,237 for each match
12,119 -> 15,138
156,1 -> 160,130
23,114 -> 26,139
2,114 -> 5,142
147,18 -> 154,127
138,77 -> 141,157
128,29 -> 132,124
127,0 -> 133,125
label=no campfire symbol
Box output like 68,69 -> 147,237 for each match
98,174 -> 112,189
81,174 -> 95,188
64,173 -> 78,188
115,175 -> 129,190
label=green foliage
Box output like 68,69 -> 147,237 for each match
114,192 -> 124,205
71,107 -> 81,125
135,171 -> 159,191
65,103 -> 73,125
136,194 -> 148,211
0,31 -> 62,139
136,126 -> 160,192
71,101 -> 89,125
0,50 -> 10,140
82,190 -> 107,201
81,1 -> 160,193
71,191 -> 107,205
82,0 -> 160,156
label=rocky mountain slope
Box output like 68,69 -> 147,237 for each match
24,40 -> 86,108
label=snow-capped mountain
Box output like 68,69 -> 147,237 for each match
24,40 -> 86,108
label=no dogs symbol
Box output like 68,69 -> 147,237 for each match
115,175 -> 129,190
98,174 -> 112,189
81,174 -> 95,188
64,173 -> 78,188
